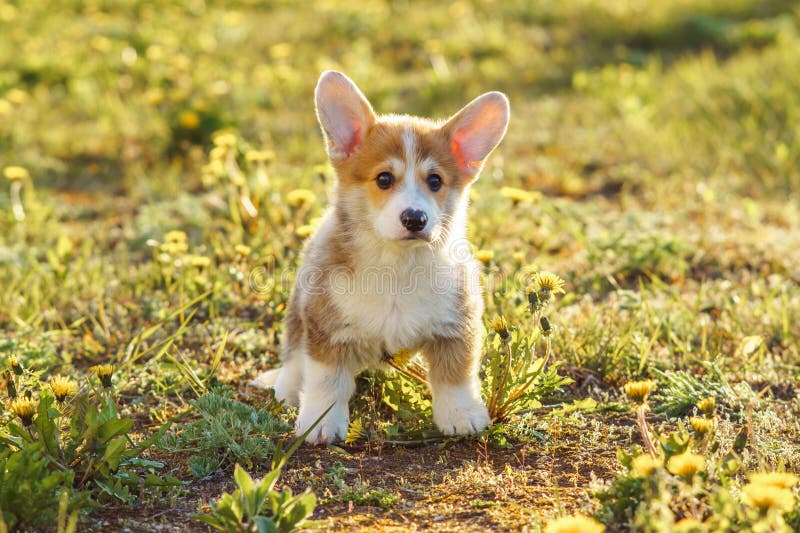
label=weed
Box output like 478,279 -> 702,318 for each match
157,388 -> 290,478
196,419 -> 324,533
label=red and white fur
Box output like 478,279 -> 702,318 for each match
250,71 -> 509,444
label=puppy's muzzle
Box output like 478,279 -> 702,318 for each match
400,208 -> 427,233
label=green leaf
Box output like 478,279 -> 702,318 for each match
98,418 -> 133,443
101,437 -> 127,470
253,516 -> 279,533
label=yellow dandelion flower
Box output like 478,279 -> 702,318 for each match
178,110 -> 200,130
530,271 -> 566,301
91,364 -> 114,388
544,514 -> 605,533
674,518 -> 704,532
3,166 -> 30,181
749,472 -> 799,490
49,376 -> 78,403
234,244 -> 251,257
631,454 -> 661,477
389,349 -> 414,367
160,241 -> 188,256
286,189 -> 317,208
164,230 -> 187,243
475,249 -> 494,264
667,452 -> 705,480
188,255 -> 211,268
500,186 -> 540,205
245,150 -> 273,163
489,316 -> 510,341
689,416 -> 712,436
6,89 -> 27,105
10,397 -> 38,426
741,483 -> 795,512
624,380 -> 656,404
212,131 -> 237,148
345,417 -> 366,445
696,397 -> 715,416
209,146 -> 227,162
295,224 -> 315,238
512,251 -> 526,264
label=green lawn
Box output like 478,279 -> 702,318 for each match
1,1 -> 799,531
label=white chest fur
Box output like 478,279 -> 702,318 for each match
328,244 -> 465,353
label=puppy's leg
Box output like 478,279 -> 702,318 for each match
423,333 -> 490,435
271,348 -> 303,407
249,298 -> 304,406
295,354 -> 355,444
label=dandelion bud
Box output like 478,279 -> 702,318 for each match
10,397 -> 37,426
9,356 -> 22,376
527,290 -> 541,313
623,380 -> 656,404
5,371 -> 16,398
540,317 -> 552,336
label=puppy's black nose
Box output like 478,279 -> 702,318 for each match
400,209 -> 427,232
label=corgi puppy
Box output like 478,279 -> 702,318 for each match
251,71 -> 509,444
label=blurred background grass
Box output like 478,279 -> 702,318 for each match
2,0 -> 799,197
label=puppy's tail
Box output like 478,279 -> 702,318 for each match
248,368 -> 281,390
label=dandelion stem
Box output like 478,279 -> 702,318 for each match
635,404 -> 658,459
10,180 -> 25,221
489,342 -> 514,421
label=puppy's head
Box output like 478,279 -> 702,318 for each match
315,71 -> 509,244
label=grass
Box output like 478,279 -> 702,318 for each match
1,0 -> 800,530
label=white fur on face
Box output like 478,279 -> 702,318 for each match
372,127 -> 442,242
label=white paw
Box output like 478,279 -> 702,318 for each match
273,367 -> 300,407
295,403 -> 349,445
432,383 -> 490,435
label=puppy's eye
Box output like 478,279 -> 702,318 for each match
426,174 -> 443,192
375,172 -> 393,190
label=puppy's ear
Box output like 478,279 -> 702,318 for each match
315,71 -> 376,162
443,92 -> 509,177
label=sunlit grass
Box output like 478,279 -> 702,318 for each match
1,0 -> 799,530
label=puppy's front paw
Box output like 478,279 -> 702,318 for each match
295,403 -> 349,445
273,367 -> 301,407
432,384 -> 490,436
